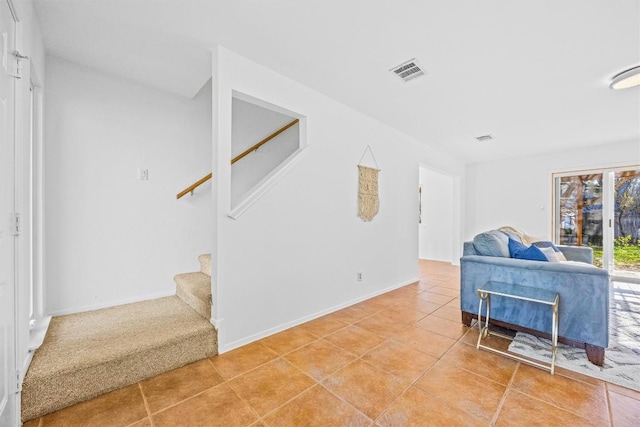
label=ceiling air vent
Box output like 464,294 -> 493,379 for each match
475,134 -> 495,142
390,58 -> 425,82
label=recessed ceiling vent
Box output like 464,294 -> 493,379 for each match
475,134 -> 495,142
390,58 -> 425,82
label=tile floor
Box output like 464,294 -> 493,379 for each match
24,260 -> 640,426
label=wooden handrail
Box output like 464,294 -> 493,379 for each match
177,173 -> 213,199
176,119 -> 299,199
231,119 -> 299,164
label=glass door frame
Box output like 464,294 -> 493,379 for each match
552,164 -> 640,277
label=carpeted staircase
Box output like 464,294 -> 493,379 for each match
21,254 -> 216,422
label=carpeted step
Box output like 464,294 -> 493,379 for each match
198,253 -> 211,276
21,296 -> 217,422
175,272 -> 211,320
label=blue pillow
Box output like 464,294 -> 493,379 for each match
508,238 -> 549,262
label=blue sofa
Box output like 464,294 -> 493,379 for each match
460,230 -> 610,365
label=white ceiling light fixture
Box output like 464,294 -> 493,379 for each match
390,58 -> 426,82
609,65 -> 640,90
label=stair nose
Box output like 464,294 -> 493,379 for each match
198,253 -> 212,276
174,272 -> 211,320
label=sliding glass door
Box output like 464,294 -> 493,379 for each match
554,167 -> 640,279
613,169 -> 640,278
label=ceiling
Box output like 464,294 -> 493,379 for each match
32,0 -> 640,163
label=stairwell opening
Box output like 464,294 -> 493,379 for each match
230,93 -> 305,213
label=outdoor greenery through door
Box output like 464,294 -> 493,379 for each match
554,167 -> 640,276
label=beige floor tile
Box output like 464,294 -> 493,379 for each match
229,358 -> 315,416
379,305 -> 430,324
263,385 -> 372,427
415,314 -> 468,340
259,327 -> 318,355
330,304 -> 378,324
415,361 -> 505,422
126,418 -> 152,427
377,386 -> 485,427
608,383 -> 640,401
324,325 -> 386,356
462,325 -> 513,352
391,326 -> 457,359
40,384 -> 147,427
445,297 -> 460,308
416,292 -> 455,305
554,366 -> 605,387
140,359 -> 224,413
424,286 -> 459,298
355,313 -> 412,338
323,359 -> 409,420
284,339 -> 357,380
439,341 -> 517,385
608,390 -> 640,427
430,305 -> 462,322
362,340 -> 437,382
211,341 -> 279,379
393,297 -> 442,314
495,389 -> 600,427
152,383 -> 257,427
299,315 -> 350,337
511,364 -> 609,424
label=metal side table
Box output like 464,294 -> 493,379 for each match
477,281 -> 559,374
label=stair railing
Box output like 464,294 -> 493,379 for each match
176,118 -> 299,199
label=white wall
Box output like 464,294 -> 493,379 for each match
465,140 -> 640,241
419,167 -> 454,262
231,98 -> 299,207
211,46 -> 466,352
44,56 -> 213,315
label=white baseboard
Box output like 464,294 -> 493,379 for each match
28,315 -> 51,351
218,277 -> 419,354
46,291 -> 175,317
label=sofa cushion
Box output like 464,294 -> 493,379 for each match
508,238 -> 549,262
533,241 -> 567,262
532,240 -> 560,252
473,230 -> 510,257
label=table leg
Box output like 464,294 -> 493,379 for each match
476,291 -> 490,349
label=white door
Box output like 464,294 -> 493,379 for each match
0,0 -> 17,424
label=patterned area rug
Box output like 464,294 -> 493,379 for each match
508,280 -> 640,392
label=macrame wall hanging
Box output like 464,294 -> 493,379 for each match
357,145 -> 380,222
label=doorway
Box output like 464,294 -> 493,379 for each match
553,166 -> 640,280
418,167 -> 456,263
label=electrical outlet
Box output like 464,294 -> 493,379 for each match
357,272 -> 363,282
138,168 -> 149,180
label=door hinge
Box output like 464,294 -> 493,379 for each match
11,212 -> 21,236
14,370 -> 22,393
8,50 -> 29,79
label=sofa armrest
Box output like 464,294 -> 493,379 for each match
557,245 -> 593,264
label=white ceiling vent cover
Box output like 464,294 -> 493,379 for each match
475,134 -> 495,142
390,58 -> 426,82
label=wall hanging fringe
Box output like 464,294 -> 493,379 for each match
358,145 -> 380,222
